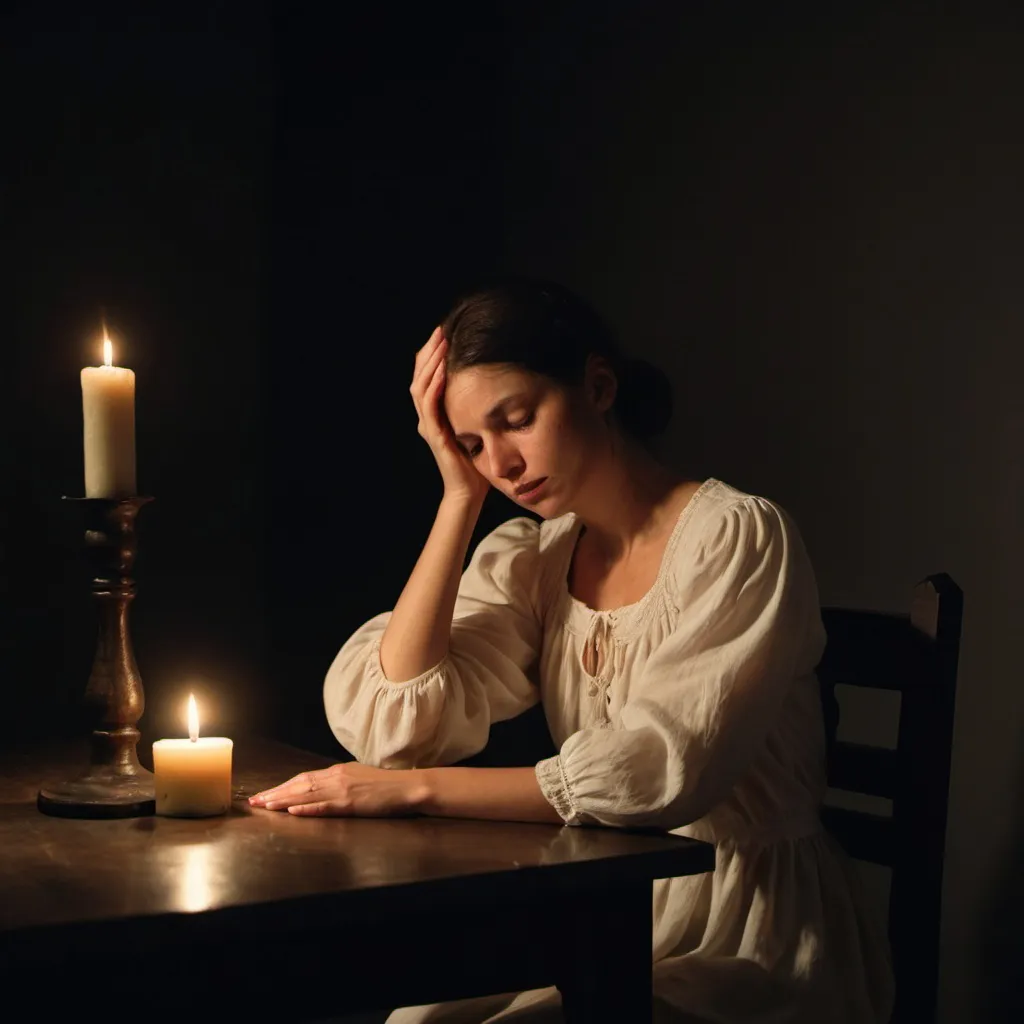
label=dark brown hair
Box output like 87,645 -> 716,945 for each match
442,277 -> 672,442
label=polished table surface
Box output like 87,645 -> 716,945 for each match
0,738 -> 715,1020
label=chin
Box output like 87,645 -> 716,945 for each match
529,493 -> 565,521
509,478 -> 568,519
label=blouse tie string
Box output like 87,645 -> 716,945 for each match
581,614 -> 615,711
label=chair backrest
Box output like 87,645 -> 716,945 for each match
817,573 -> 963,1024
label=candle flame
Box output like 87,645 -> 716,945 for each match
103,335 -> 113,367
188,693 -> 199,743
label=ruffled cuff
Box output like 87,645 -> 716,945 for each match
535,755 -> 583,825
368,639 -> 448,690
324,640 -> 454,769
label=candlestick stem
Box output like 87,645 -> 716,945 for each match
38,497 -> 155,818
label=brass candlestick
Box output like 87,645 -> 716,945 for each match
38,496 -> 155,818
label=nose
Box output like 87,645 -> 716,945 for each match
485,435 -> 524,483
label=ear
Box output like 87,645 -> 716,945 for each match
583,354 -> 618,415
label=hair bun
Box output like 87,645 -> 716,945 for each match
615,357 -> 673,441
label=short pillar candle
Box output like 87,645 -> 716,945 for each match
153,695 -> 233,817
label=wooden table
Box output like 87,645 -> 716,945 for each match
0,739 -> 714,1021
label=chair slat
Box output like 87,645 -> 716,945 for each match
827,742 -> 897,798
819,806 -> 893,866
818,609 -> 933,691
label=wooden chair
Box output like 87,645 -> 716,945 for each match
817,574 -> 963,1024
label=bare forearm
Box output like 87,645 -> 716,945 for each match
415,766 -> 564,825
380,494 -> 483,682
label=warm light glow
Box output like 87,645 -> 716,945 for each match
102,335 -> 113,367
178,843 -> 215,913
188,693 -> 199,743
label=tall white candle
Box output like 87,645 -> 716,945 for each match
81,335 -> 137,498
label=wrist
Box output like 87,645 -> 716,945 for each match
439,489 -> 485,519
406,768 -> 435,815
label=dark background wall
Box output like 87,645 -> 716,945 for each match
2,4 -> 274,744
1,2 -> 507,747
3,3 -> 1020,1022
268,4 -> 510,754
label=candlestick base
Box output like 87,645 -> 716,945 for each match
38,497 -> 156,819
38,770 -> 155,819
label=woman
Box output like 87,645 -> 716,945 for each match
251,279 -> 893,1023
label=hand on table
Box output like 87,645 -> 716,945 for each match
249,763 -> 428,817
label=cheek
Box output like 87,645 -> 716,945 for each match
539,410 -> 588,475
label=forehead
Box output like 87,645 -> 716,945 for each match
444,365 -> 540,427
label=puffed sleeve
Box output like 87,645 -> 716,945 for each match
534,496 -> 825,829
323,517 -> 543,769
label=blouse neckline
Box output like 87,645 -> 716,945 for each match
558,477 -> 720,626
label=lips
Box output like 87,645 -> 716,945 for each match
514,477 -> 547,500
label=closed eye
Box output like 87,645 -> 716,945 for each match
508,412 -> 534,431
458,412 -> 534,459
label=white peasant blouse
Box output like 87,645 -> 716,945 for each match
323,479 -> 894,1024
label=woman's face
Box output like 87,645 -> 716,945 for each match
444,362 -> 611,518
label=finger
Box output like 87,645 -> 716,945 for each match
250,779 -> 292,802
253,776 -> 305,802
418,360 -> 449,436
410,351 -> 448,429
412,325 -> 443,376
253,770 -> 323,804
411,336 -> 447,401
287,801 -> 340,817
413,326 -> 442,371
263,790 -> 318,810
263,799 -> 296,810
429,359 -> 450,422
